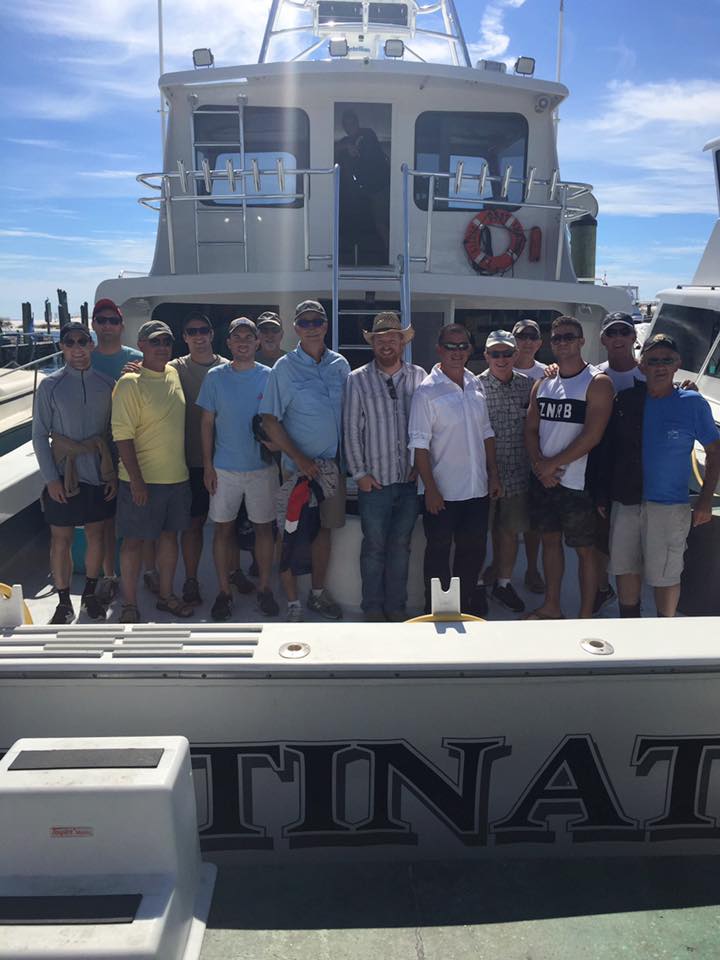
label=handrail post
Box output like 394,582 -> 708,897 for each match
555,184 -> 567,281
402,164 -> 412,333
331,164 -> 340,352
303,172 -> 310,270
238,94 -> 249,273
163,176 -> 176,275
425,174 -> 435,272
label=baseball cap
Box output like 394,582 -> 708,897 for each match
60,321 -> 91,342
294,300 -> 327,323
92,298 -> 122,321
228,317 -> 257,335
641,332 -> 679,355
601,312 -> 635,333
485,330 -> 517,350
256,311 -> 282,329
138,320 -> 174,341
512,318 -> 540,335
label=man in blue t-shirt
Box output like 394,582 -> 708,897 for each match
197,317 -> 279,621
606,333 -> 720,617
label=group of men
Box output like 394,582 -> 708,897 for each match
32,297 -> 720,625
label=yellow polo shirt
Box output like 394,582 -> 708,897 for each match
112,366 -> 188,484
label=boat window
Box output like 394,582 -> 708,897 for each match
414,112 -> 528,211
193,106 -> 309,207
652,303 -> 720,373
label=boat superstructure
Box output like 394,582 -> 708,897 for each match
96,0 -> 631,368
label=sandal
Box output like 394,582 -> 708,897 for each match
119,603 -> 140,624
156,594 -> 194,618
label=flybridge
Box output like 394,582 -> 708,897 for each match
258,0 -> 472,65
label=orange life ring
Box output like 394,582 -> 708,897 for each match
463,209 -> 526,275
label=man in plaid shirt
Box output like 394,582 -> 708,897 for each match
479,330 -> 533,613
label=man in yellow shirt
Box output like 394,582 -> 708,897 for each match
112,320 -> 192,622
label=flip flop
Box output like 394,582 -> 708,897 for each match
523,610 -> 566,621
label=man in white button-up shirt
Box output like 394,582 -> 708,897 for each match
409,324 -> 501,616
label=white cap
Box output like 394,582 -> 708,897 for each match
485,329 -> 517,350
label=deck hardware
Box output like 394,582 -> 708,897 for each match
477,162 -> 488,196
524,166 -> 536,201
580,638 -> 614,656
279,642 -> 311,659
251,158 -> 261,193
176,161 -> 189,194
276,157 -> 286,193
226,159 -> 236,192
201,159 -> 212,194
549,169 -> 559,201
500,165 -> 512,199
453,160 -> 464,196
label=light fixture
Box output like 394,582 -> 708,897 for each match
514,56 -> 536,76
477,59 -> 507,73
328,37 -> 349,58
192,48 -> 214,68
384,39 -> 404,58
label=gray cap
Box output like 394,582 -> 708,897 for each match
294,299 -> 327,323
59,321 -> 91,341
601,312 -> 635,333
228,317 -> 257,335
256,311 -> 282,329
486,330 -> 517,350
512,318 -> 541,335
138,320 -> 173,341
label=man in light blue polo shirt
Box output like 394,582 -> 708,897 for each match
198,317 -> 279,621
261,299 -> 350,621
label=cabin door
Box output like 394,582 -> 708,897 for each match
334,102 -> 392,266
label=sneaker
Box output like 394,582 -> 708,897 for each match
257,589 -> 279,617
81,593 -> 107,622
229,567 -> 255,595
491,581 -> 526,614
182,577 -> 203,606
592,583 -> 617,616
95,576 -> 118,604
286,602 -> 304,623
49,602 -> 75,625
143,569 -> 160,595
211,591 -> 233,622
119,603 -> 140,624
307,589 -> 343,620
468,586 -> 488,619
481,565 -> 496,587
524,570 -> 545,595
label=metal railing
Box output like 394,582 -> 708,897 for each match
401,162 -> 595,282
0,351 -> 63,416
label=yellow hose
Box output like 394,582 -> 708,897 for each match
0,583 -> 33,625
405,613 -> 485,623
691,448 -> 704,489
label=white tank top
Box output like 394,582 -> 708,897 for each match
537,364 -> 598,490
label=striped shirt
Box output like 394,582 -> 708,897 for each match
344,360 -> 427,485
478,369 -> 532,497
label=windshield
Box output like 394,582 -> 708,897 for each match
652,302 -> 720,373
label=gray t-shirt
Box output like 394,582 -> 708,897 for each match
170,354 -> 228,468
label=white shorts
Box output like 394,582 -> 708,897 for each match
608,501 -> 692,588
209,466 -> 279,525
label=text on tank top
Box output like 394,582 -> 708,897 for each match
537,364 -> 598,490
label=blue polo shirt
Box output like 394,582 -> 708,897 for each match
259,343 -> 350,473
91,346 -> 142,382
642,388 -> 720,504
196,362 -> 270,472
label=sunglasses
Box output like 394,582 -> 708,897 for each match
439,341 -> 470,351
385,378 -> 398,400
488,350 -> 515,359
94,315 -> 122,326
550,333 -> 580,344
185,326 -> 211,336
62,336 -> 91,348
296,317 -> 326,328
644,356 -> 676,366
604,327 -> 633,338
515,330 -> 540,341
147,336 -> 173,347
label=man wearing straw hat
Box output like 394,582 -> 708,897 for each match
344,312 -> 426,621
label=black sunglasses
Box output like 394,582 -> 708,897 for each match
147,336 -> 173,347
644,356 -> 676,366
385,377 -> 398,400
296,317 -> 326,328
62,336 -> 91,348
604,327 -> 633,338
94,316 -> 122,326
550,333 -> 580,344
488,350 -> 515,359
439,341 -> 470,351
515,330 -> 540,341
185,326 -> 211,336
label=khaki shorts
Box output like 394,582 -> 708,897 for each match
490,492 -> 529,534
608,501 -> 692,587
281,470 -> 347,530
209,466 -> 278,525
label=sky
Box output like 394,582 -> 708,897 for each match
1,0 -> 719,320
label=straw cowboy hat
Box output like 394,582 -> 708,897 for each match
362,311 -> 415,344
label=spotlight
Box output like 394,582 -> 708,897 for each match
328,38 -> 349,57
192,48 -> 214,68
384,39 -> 404,58
514,56 -> 536,76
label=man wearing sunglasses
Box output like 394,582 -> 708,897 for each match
112,320 -> 192,622
32,322 -> 117,624
255,312 -> 287,368
524,316 -> 614,619
89,299 -> 142,605
512,318 -> 547,382
260,300 -> 350,621
343,312 -> 426,622
409,324 -> 501,617
597,333 -> 720,618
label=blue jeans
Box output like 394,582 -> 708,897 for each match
357,482 -> 420,614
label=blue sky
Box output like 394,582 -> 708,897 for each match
1,0 -> 719,319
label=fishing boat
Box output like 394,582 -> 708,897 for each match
1,4 -> 719,956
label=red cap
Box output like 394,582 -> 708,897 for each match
92,298 -> 122,320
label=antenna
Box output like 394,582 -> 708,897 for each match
158,0 -> 167,155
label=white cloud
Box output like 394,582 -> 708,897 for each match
6,137 -> 69,150
78,170 -> 139,180
469,0 -> 527,61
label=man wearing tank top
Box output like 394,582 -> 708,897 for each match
524,316 -> 614,619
